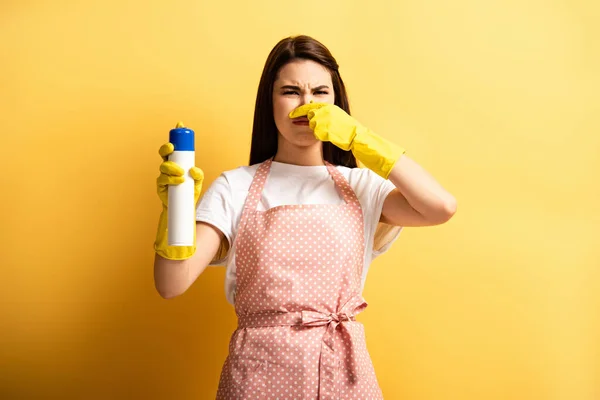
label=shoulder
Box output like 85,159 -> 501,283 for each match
207,163 -> 260,193
336,166 -> 386,192
335,165 -> 395,209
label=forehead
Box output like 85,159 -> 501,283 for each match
275,59 -> 332,86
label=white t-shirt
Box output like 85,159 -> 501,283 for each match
195,161 -> 403,305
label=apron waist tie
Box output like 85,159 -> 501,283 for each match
237,309 -> 362,400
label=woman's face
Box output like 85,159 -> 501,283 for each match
272,59 -> 335,148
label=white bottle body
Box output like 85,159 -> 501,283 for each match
167,150 -> 196,246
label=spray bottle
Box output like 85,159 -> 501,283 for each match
167,121 -> 195,246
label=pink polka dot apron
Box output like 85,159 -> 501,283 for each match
216,158 -> 383,399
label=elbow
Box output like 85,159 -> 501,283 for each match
158,290 -> 180,300
427,197 -> 457,225
155,284 -> 186,300
439,196 -> 457,222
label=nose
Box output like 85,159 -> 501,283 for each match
292,99 -> 314,121
299,95 -> 315,106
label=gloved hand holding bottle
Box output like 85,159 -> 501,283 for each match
154,138 -> 204,260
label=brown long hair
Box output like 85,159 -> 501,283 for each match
249,35 -> 358,168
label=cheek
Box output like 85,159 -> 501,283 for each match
273,97 -> 296,121
324,92 -> 335,104
273,99 -> 291,133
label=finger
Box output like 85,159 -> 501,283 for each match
189,166 -> 204,182
288,102 -> 327,119
157,173 -> 185,188
160,161 -> 184,176
288,102 -> 328,119
158,143 -> 174,160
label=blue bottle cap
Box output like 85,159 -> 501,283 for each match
169,122 -> 195,151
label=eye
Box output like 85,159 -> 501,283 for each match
282,90 -> 329,95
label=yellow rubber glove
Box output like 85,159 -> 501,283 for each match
289,102 -> 406,179
154,142 -> 204,260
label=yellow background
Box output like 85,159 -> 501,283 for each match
1,0 -> 598,399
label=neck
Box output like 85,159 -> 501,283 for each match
273,135 -> 324,166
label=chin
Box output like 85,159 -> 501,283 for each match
291,133 -> 320,148
295,139 -> 321,148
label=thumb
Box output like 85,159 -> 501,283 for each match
158,142 -> 174,161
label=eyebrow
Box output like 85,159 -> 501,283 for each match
280,85 -> 330,91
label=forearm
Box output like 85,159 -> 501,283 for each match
153,221 -> 225,298
293,101 -> 456,224
387,154 -> 457,221
154,254 -> 193,299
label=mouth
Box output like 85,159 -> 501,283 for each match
292,117 -> 309,125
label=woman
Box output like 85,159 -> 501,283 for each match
154,35 -> 456,399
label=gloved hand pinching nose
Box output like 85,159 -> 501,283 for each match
289,103 -> 406,179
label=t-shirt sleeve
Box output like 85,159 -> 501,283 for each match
195,173 -> 234,266
367,170 -> 403,259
